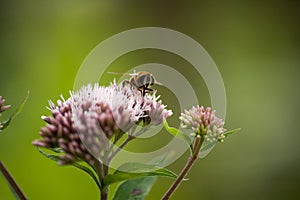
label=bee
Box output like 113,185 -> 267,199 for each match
109,71 -> 158,96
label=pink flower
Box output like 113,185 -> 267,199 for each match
0,96 -> 11,115
0,96 -> 11,130
180,106 -> 226,142
141,92 -> 173,126
33,81 -> 172,165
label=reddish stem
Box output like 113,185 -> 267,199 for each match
162,137 -> 204,200
0,161 -> 27,200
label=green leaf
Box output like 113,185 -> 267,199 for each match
49,148 -> 64,153
37,147 -> 61,161
163,118 -> 193,152
37,147 -> 101,189
163,118 -> 194,154
113,176 -> 157,200
223,128 -> 241,138
103,162 -> 176,188
0,91 -> 29,132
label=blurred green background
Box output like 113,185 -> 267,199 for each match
1,0 -> 299,199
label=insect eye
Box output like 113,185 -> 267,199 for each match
137,74 -> 147,85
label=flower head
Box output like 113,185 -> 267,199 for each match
180,106 -> 226,142
141,93 -> 173,126
70,82 -> 151,158
32,97 -> 97,165
0,96 -> 11,116
33,81 -> 172,165
0,96 -> 11,130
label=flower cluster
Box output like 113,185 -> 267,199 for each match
32,97 -> 98,165
142,92 -> 173,126
180,106 -> 226,142
32,81 -> 172,165
0,96 -> 11,130
0,96 -> 11,116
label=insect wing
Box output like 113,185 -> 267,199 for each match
107,72 -> 137,76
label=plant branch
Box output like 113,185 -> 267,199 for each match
101,127 -> 149,199
107,126 -> 149,164
100,188 -> 108,200
162,136 -> 205,200
93,160 -> 106,200
108,135 -> 135,164
0,161 -> 27,200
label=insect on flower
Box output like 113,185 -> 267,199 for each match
108,71 -> 161,96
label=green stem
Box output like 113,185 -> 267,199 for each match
100,128 -> 147,199
161,136 -> 205,200
101,165 -> 109,200
0,161 -> 27,200
94,160 -> 106,200
100,150 -> 111,200
100,188 -> 108,200
107,135 -> 135,164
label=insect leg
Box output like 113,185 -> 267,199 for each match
122,80 -> 130,87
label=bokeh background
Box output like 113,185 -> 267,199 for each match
1,0 -> 299,199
